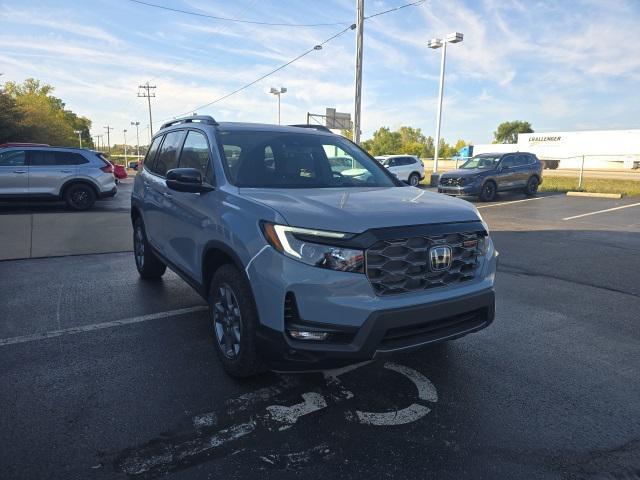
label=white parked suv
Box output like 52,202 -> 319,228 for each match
0,143 -> 117,210
375,155 -> 425,186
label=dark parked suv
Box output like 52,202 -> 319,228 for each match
438,152 -> 543,201
132,116 -> 498,377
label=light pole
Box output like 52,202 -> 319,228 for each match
74,130 -> 82,148
131,121 -> 140,159
123,129 -> 128,168
96,135 -> 103,151
269,87 -> 287,124
428,32 -> 463,184
353,0 -> 364,145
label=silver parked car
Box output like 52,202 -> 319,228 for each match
0,143 -> 117,210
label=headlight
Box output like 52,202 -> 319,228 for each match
261,222 -> 364,273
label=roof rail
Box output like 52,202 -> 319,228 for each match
160,115 -> 218,130
289,124 -> 332,133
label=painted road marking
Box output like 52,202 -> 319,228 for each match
353,362 -> 438,426
0,306 -> 208,347
476,196 -> 551,209
562,202 -> 640,221
267,392 -> 328,430
116,361 -> 439,476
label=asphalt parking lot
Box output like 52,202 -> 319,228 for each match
1,191 -> 639,479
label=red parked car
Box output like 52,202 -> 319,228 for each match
113,163 -> 128,180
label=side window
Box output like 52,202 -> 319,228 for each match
0,150 -> 26,166
53,152 -> 88,165
153,131 -> 185,177
501,155 -> 516,168
29,151 -> 57,166
179,130 -> 213,183
388,158 -> 397,167
144,135 -> 164,172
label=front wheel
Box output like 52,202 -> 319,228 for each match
209,264 -> 264,378
408,173 -> 421,186
133,218 -> 166,279
479,181 -> 497,202
524,176 -> 539,196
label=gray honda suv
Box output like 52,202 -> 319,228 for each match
0,144 -> 117,209
131,116 -> 498,377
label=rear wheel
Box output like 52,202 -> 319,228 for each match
408,172 -> 420,186
524,176 -> 539,196
209,264 -> 264,378
64,184 -> 96,210
479,181 -> 497,202
133,218 -> 166,279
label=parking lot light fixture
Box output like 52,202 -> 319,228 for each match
131,121 -> 141,160
269,87 -> 287,125
428,32 -> 464,183
74,130 -> 82,148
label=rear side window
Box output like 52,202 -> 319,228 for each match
55,152 -> 88,165
28,151 -> 87,166
144,135 -> 163,172
152,131 -> 185,177
0,150 -> 26,166
178,131 -> 213,183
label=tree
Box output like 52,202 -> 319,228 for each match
493,120 -> 533,144
2,78 -> 94,148
0,91 -> 23,143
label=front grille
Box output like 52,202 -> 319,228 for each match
439,177 -> 464,187
380,308 -> 487,347
365,232 -> 483,296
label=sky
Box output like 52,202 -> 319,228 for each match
1,0 -> 639,146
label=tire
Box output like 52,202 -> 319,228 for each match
548,161 -> 559,170
64,183 -> 97,210
208,264 -> 264,378
133,218 -> 166,279
408,172 -> 420,186
524,176 -> 539,196
479,181 -> 497,202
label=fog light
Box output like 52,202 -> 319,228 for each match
288,329 -> 329,341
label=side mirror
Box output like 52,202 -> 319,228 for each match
166,168 -> 214,193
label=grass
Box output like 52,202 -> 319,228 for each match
539,176 -> 640,197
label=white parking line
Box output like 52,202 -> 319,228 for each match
476,196 -> 551,209
563,202 -> 640,221
0,305 -> 208,347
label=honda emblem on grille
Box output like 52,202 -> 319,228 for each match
429,245 -> 452,271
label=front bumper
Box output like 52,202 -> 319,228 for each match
437,184 -> 480,196
247,241 -> 498,371
258,288 -> 495,370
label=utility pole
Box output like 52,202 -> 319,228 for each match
353,0 -> 364,145
96,135 -> 103,151
123,129 -> 128,167
131,121 -> 141,159
138,82 -> 156,140
103,126 -> 114,155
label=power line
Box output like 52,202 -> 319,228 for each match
168,25 -> 355,120
127,0 -> 348,27
128,0 -> 425,27
157,0 -> 426,123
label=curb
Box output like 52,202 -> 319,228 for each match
566,191 -> 623,199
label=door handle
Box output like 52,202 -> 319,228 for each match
60,169 -> 73,173
13,170 -> 27,174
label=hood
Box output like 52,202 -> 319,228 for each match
440,168 -> 494,178
240,186 -> 481,233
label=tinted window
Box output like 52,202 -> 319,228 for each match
0,150 -> 26,167
144,135 -> 164,172
29,151 -> 56,166
153,131 -> 184,177
514,154 -> 531,166
501,155 -> 517,168
55,152 -> 88,165
218,132 -> 395,188
179,131 -> 213,183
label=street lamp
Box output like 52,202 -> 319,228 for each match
131,121 -> 140,160
428,31 -> 463,184
74,130 -> 82,148
123,129 -> 128,168
269,87 -> 287,125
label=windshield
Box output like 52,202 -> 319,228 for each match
460,156 -> 500,169
218,131 -> 397,188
